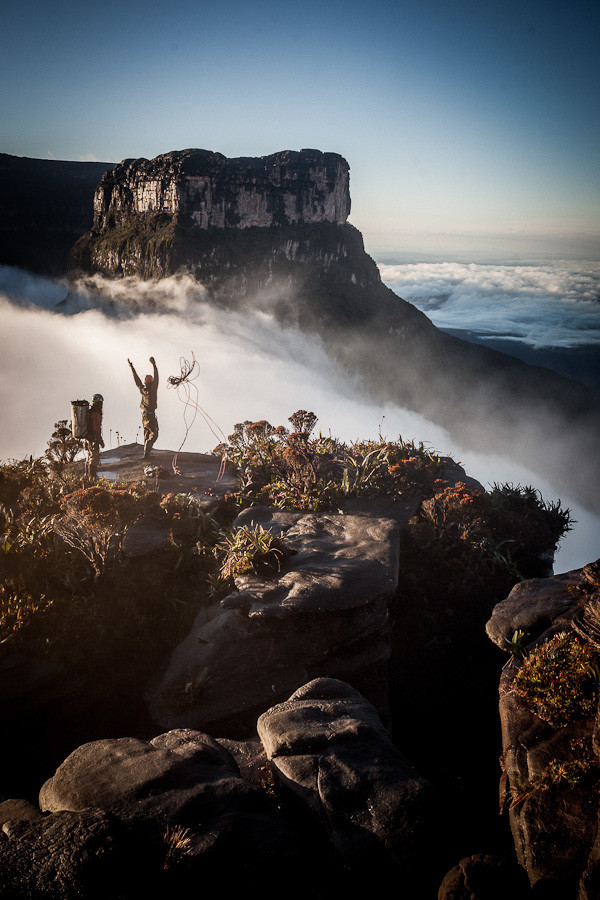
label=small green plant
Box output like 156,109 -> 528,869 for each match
218,523 -> 290,579
505,629 -> 528,658
512,631 -> 600,728
181,667 -> 209,703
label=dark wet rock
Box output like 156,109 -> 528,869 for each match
485,570 -> 583,651
257,678 -> 431,873
0,809 -> 149,899
437,853 -> 530,899
146,508 -> 399,735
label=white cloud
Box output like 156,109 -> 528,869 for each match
0,271 -> 448,462
0,266 -> 598,574
380,260 -> 600,349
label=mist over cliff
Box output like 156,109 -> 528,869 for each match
1,262 -> 598,575
1,147 -> 599,540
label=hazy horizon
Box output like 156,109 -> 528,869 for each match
2,0 -> 598,241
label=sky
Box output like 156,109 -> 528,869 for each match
2,0 -> 599,246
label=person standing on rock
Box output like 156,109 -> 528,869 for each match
84,394 -> 104,479
128,356 -> 159,459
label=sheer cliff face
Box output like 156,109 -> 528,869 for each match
72,148 -> 376,304
92,148 -> 350,232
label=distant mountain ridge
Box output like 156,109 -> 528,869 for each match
0,153 -> 113,275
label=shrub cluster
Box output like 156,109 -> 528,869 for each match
413,480 -> 572,582
215,410 -> 444,511
512,631 -> 600,728
0,457 -> 224,649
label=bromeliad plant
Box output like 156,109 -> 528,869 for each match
218,523 -> 291,579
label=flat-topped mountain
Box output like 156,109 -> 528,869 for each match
2,148 -> 599,508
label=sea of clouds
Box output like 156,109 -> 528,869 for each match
380,260 -> 600,349
0,263 -> 598,573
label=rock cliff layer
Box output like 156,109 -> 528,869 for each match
92,148 -> 350,231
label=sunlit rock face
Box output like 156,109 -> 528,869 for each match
92,148 -> 350,231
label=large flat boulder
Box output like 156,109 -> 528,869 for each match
38,728 -> 299,880
145,507 -> 399,735
39,729 -> 257,828
81,442 -> 238,504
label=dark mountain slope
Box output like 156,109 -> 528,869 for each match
0,153 -> 113,275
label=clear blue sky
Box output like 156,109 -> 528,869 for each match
2,0 -> 599,241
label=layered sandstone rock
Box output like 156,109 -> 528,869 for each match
92,148 -> 350,232
487,566 -> 600,894
257,677 -> 431,872
145,506 -> 399,735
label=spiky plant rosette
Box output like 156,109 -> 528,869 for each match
218,523 -> 291,579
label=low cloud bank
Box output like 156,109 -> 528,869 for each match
0,265 -> 597,574
0,268 -> 447,460
380,260 -> 600,349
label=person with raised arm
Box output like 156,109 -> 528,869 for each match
128,356 -> 159,459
